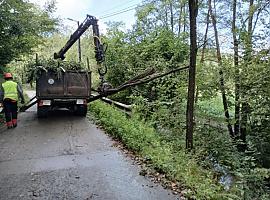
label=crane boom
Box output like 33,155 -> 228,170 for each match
54,15 -> 105,64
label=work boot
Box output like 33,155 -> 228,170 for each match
6,121 -> 13,129
12,119 -> 17,128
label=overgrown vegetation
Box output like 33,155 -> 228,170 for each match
25,58 -> 85,83
89,101 -> 225,199
2,0 -> 269,199
0,0 -> 58,71
89,101 -> 270,199
99,0 -> 270,198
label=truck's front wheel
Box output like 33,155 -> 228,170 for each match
74,105 -> 87,117
37,106 -> 49,118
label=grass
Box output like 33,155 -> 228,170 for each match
196,95 -> 234,120
88,100 -> 240,200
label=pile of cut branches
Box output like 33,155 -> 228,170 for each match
26,58 -> 85,83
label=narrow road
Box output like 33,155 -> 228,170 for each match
0,91 -> 177,200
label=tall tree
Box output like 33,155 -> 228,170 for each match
178,1 -> 184,34
186,0 -> 198,150
200,2 -> 210,63
240,0 -> 255,148
169,0 -> 174,31
0,0 -> 58,69
232,0 -> 240,137
183,3 -> 188,32
209,0 -> 234,137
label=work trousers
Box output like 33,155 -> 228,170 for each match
3,98 -> 18,126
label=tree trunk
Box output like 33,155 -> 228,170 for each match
186,0 -> 198,150
245,0 -> 254,60
200,5 -> 210,63
170,1 -> 174,32
209,0 -> 234,137
232,0 -> 240,136
240,0 -> 254,148
178,2 -> 183,35
165,4 -> 169,29
196,0 -> 211,109
232,0 -> 240,137
183,4 -> 187,32
195,85 -> 199,104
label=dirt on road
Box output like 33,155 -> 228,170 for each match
0,91 -> 178,200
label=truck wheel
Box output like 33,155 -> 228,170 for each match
37,106 -> 49,118
75,105 -> 87,117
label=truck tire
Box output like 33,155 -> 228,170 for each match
37,106 -> 49,118
75,105 -> 87,117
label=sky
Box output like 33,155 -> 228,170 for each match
29,0 -> 143,32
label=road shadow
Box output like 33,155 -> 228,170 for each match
43,109 -> 73,117
38,108 -> 86,119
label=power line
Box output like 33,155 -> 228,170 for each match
99,4 -> 139,19
98,0 -> 161,20
99,7 -> 137,19
98,0 -> 138,15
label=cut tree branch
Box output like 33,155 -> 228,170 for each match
89,66 -> 189,102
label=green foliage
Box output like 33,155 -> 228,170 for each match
241,52 -> 270,168
103,21 -> 189,104
193,125 -> 270,200
34,31 -> 97,64
0,0 -> 58,68
25,58 -> 85,83
98,1 -> 270,198
89,101 -> 232,200
196,95 -> 235,119
90,101 -> 270,199
131,88 -> 269,199
1,0 -> 268,197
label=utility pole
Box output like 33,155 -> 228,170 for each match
67,18 -> 82,62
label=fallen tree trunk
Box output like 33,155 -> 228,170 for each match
91,93 -> 132,111
89,65 -> 189,102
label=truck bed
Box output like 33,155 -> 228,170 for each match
36,70 -> 91,99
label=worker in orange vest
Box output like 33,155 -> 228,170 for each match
0,73 -> 25,129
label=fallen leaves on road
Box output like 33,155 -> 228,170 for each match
111,140 -> 188,200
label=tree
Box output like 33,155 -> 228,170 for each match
186,0 -> 198,150
236,0 -> 270,149
0,0 -> 58,69
232,0 -> 240,137
208,0 -> 234,137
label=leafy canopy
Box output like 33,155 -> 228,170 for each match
0,0 -> 58,68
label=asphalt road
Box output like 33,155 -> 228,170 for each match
0,91 -> 178,200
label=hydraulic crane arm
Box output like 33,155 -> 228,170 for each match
54,15 -> 105,64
